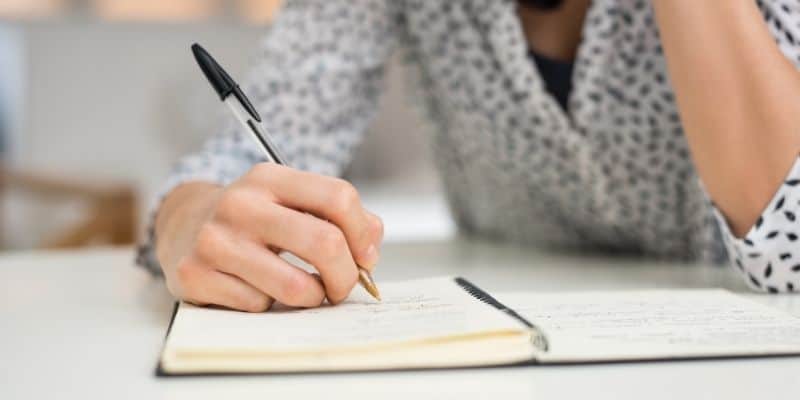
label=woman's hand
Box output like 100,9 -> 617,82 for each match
154,163 -> 383,312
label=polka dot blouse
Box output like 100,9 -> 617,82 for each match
137,0 -> 800,293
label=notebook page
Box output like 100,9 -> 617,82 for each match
166,277 -> 524,353
498,289 -> 800,362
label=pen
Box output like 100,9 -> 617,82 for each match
191,43 -> 381,302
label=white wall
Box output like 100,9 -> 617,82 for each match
15,21 -> 265,196
2,19 -> 440,246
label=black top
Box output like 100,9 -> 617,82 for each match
530,49 -> 574,111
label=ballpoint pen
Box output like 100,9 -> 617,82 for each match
191,43 -> 381,301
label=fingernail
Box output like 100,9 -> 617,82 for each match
363,244 -> 379,267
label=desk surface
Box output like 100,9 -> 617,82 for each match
3,239 -> 800,400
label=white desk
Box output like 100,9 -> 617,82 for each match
3,239 -> 800,400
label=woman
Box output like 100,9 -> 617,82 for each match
139,0 -> 800,311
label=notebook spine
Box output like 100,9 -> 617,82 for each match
455,277 -> 549,352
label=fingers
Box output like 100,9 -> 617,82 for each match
362,211 -> 384,272
181,163 -> 384,308
244,164 -> 383,269
176,258 -> 273,313
196,223 -> 326,308
221,199 -> 360,304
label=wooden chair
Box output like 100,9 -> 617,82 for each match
0,166 -> 137,249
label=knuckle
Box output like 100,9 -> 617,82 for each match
313,225 -> 347,260
370,215 -> 384,241
266,204 -> 290,234
280,275 -> 309,304
247,163 -> 283,191
250,162 -> 278,178
175,261 -> 197,285
329,179 -> 360,217
193,224 -> 224,260
174,262 -> 202,298
216,188 -> 252,219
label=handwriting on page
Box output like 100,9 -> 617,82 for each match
170,277 -> 518,351
501,290 -> 800,360
269,291 -> 479,346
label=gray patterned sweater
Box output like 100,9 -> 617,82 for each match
138,0 -> 800,293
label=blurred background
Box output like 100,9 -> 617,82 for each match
0,0 -> 455,253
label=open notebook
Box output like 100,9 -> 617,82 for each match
157,277 -> 800,375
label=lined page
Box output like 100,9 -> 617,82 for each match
498,289 -> 800,362
166,277 -> 524,353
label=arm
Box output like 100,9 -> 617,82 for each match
652,0 -> 800,292
137,0 -> 400,310
652,0 -> 800,237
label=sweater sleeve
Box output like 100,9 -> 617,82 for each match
136,0 -> 403,275
713,156 -> 800,293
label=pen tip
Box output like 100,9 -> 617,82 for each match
358,268 -> 381,302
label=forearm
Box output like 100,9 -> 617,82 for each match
653,0 -> 800,236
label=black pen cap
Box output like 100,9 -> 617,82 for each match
191,43 -> 261,122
